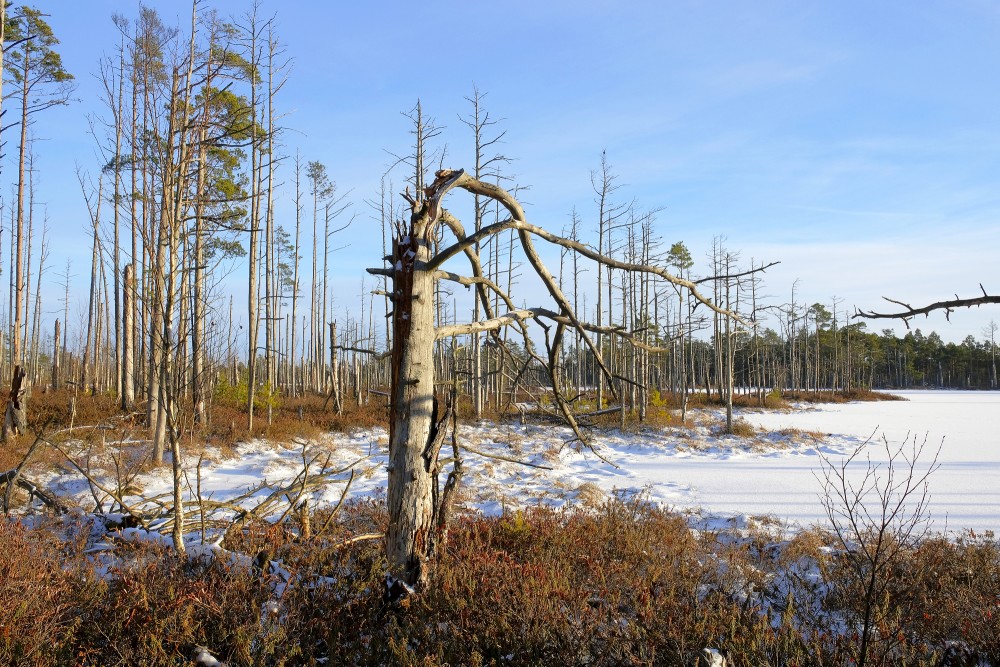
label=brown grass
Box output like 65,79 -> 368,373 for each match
727,418 -> 757,438
778,426 -> 826,441
3,384 -> 896,474
1,501 -> 996,666
780,387 -> 906,403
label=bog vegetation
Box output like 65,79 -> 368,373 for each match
1,499 -> 998,666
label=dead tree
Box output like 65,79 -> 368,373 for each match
2,366 -> 27,441
121,264 -> 135,410
368,169 -> 748,590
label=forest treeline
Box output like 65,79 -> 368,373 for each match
0,2 -> 997,450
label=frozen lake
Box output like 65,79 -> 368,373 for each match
740,390 -> 1000,534
40,390 -> 1000,540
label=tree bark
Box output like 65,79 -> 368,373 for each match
384,173 -> 467,589
2,366 -> 27,442
386,220 -> 438,587
121,264 -> 135,411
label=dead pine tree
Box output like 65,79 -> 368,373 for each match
368,169 -> 754,592
2,366 -> 27,441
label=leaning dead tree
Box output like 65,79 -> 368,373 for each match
368,169 -> 751,590
855,284 -> 1000,327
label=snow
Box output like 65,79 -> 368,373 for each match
742,390 -> 1000,535
32,390 -> 1000,539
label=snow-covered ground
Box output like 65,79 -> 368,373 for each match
36,390 -> 1000,539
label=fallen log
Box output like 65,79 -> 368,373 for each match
0,469 -> 67,514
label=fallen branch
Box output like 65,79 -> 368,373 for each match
48,440 -> 151,529
0,469 -> 67,514
2,424 -> 52,514
459,443 -> 553,470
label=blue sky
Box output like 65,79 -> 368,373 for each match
18,0 -> 1000,344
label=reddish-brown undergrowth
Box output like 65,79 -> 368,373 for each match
2,502 -> 996,666
781,387 -> 906,403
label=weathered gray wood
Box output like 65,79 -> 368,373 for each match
384,170 -> 466,588
2,365 -> 27,441
0,469 -> 66,514
386,211 -> 440,588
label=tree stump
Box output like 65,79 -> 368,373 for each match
2,365 -> 27,441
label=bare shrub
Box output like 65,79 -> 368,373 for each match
819,433 -> 940,667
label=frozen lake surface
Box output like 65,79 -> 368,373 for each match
740,390 -> 1000,534
40,390 -> 1000,538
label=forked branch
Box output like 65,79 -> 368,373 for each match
855,285 -> 1000,328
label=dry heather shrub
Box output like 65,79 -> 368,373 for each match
7,499 -> 997,666
0,520 -> 101,665
76,543 -> 280,665
817,532 -> 1000,665
885,535 -> 1000,661
574,481 -> 606,508
28,388 -> 123,429
195,393 -> 389,451
728,418 -> 757,438
354,503 -> 823,666
780,526 -> 835,564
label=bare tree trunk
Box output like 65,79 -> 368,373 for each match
384,176 -> 456,588
290,155 -> 303,397
245,9 -> 263,431
23,153 -> 36,372
29,229 -> 48,387
322,203 -> 330,394
724,268 -> 734,432
2,366 -> 27,442
309,172 -> 319,393
82,175 -> 104,390
192,137 -> 206,423
387,231 -> 438,587
328,321 -> 343,414
121,264 -> 135,410
111,33 -> 125,401
264,28 -> 279,393
52,320 -> 61,390
12,44 -> 31,369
